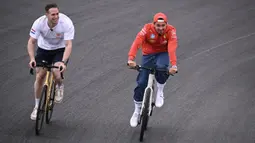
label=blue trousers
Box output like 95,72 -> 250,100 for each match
134,52 -> 170,102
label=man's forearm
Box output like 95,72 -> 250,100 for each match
27,40 -> 35,61
62,43 -> 72,62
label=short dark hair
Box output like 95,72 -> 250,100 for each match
45,3 -> 58,12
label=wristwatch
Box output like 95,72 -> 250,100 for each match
61,60 -> 67,65
172,65 -> 177,69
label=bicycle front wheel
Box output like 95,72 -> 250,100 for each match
139,88 -> 151,142
46,81 -> 56,124
35,85 -> 47,135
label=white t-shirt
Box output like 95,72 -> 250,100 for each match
29,13 -> 75,50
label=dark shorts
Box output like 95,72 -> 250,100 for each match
35,47 -> 66,65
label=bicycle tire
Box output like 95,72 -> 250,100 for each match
139,88 -> 151,142
35,85 -> 47,135
46,81 -> 56,124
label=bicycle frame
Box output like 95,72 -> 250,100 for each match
30,62 -> 64,109
128,64 -> 173,117
134,64 -> 172,117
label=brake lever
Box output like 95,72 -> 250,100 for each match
59,66 -> 64,79
30,68 -> 34,75
29,61 -> 36,75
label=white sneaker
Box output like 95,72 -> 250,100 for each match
130,101 -> 141,127
55,84 -> 64,103
130,112 -> 140,127
155,90 -> 164,108
30,107 -> 38,120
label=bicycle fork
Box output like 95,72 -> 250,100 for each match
44,71 -> 54,111
140,74 -> 155,116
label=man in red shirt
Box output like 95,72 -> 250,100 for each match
127,12 -> 178,127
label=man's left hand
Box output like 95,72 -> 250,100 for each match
59,62 -> 67,72
169,65 -> 178,75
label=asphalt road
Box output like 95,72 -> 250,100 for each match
1,0 -> 255,143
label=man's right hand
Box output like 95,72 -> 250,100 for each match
29,60 -> 36,68
127,60 -> 136,68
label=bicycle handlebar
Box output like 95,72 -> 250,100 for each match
30,62 -> 64,79
127,63 -> 177,76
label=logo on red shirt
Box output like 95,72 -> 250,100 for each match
150,34 -> 155,39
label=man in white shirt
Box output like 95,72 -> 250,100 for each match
27,3 -> 75,120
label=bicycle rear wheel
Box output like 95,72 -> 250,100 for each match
139,88 -> 151,142
35,85 -> 47,135
46,81 -> 56,124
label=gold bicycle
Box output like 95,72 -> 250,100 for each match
30,60 -> 64,135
